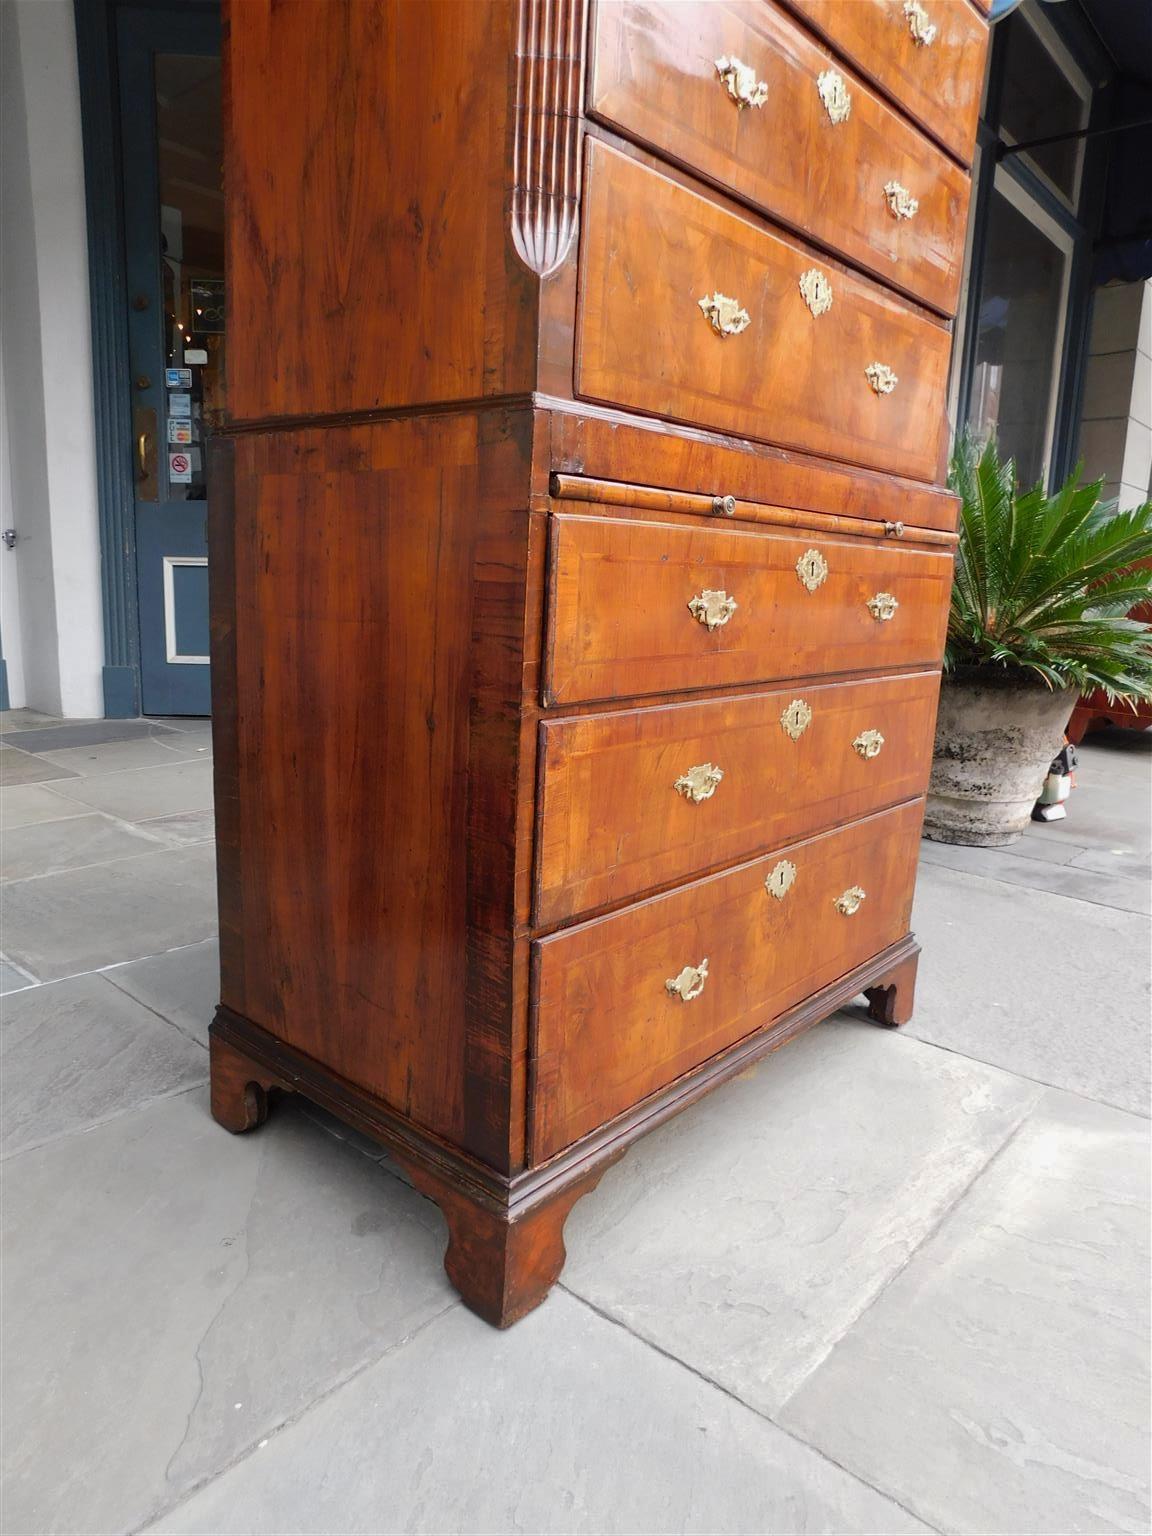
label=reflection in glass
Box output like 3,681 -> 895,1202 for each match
155,53 -> 224,501
968,185 -> 1066,489
998,13 -> 1087,205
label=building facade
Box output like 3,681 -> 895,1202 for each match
1,0 -> 1149,719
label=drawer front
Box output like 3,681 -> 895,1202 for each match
780,0 -> 987,166
544,511 -> 952,706
577,141 -> 952,484
589,0 -> 970,316
532,799 -> 923,1160
535,670 -> 939,926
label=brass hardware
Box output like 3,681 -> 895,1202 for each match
711,494 -> 737,517
798,268 -> 833,318
715,55 -> 768,109
674,762 -> 724,804
834,886 -> 867,916
135,375 -> 151,391
137,432 -> 150,476
688,589 -> 738,631
904,0 -> 938,46
764,860 -> 796,901
853,729 -> 885,760
883,181 -> 919,221
133,405 -> 158,501
698,292 -> 751,337
816,68 -> 851,125
780,698 -> 813,741
796,548 -> 829,592
883,520 -> 906,539
665,958 -> 709,1003
867,591 -> 899,621
866,362 -> 899,396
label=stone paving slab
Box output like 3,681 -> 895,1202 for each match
911,861 -> 1152,1117
105,937 -> 221,1048
562,1019 -> 1041,1417
47,758 -> 215,821
0,811 -> 169,882
0,745 -> 79,787
0,782 -> 90,829
35,735 -> 208,775
1,971 -> 207,1155
780,1090 -> 1152,1535
918,838 -> 1151,914
1,843 -> 217,981
7,719 -> 183,753
145,1291 -> 930,1536
138,808 -> 217,846
2,1092 -> 455,1536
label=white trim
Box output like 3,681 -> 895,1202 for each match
162,555 -> 209,664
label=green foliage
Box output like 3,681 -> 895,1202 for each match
946,434 -> 1152,700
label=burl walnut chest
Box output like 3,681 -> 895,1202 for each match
209,0 -> 990,1325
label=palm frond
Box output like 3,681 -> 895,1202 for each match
946,434 -> 1152,702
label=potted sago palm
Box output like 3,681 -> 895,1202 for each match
925,436 -> 1152,846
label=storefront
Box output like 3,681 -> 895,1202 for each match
0,0 -> 1148,720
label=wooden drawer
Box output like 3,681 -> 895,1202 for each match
535,669 -> 939,927
543,511 -> 952,706
577,141 -> 952,484
589,0 -> 970,316
532,799 -> 923,1160
780,0 -> 987,166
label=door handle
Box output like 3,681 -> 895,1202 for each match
133,406 -> 158,500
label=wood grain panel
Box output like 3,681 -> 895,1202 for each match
532,800 -> 924,1160
543,510 -> 953,705
547,406 -> 960,534
213,411 -> 536,1169
589,0 -> 970,315
780,0 -> 988,165
576,141 -> 952,483
535,670 -> 940,926
225,0 -> 536,423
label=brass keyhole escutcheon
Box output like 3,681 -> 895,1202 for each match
765,860 -> 797,901
795,549 -> 828,592
780,698 -> 813,741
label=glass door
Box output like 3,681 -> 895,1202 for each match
118,6 -> 221,715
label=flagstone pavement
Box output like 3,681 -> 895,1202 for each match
2,708 -> 1149,1535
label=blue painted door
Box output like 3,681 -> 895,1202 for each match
118,7 -> 221,716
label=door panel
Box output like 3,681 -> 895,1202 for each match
118,6 -> 221,715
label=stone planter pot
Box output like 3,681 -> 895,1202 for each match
925,671 -> 1076,846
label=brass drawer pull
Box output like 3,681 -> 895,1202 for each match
711,494 -> 737,517
867,591 -> 899,621
764,859 -> 796,901
715,55 -> 768,109
866,363 -> 899,396
853,729 -> 885,760
698,292 -> 751,337
798,268 -> 833,318
883,520 -> 906,539
674,762 -> 724,804
688,588 -> 738,630
883,181 -> 919,221
796,548 -> 828,592
904,0 -> 938,46
834,886 -> 866,916
780,698 -> 813,741
816,68 -> 852,125
666,958 -> 709,1002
